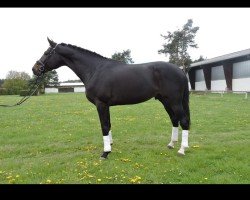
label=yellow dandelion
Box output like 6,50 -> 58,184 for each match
46,179 -> 52,183
121,158 -> 131,162
129,176 -> 142,183
8,179 -> 15,183
97,179 -> 101,182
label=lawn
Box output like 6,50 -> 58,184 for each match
0,92 -> 249,184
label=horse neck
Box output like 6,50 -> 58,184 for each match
60,49 -> 107,85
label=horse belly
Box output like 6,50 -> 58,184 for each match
110,81 -> 156,105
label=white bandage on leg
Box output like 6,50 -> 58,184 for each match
103,136 -> 111,152
171,127 -> 178,142
181,130 -> 189,148
178,130 -> 189,155
167,127 -> 178,148
108,130 -> 113,144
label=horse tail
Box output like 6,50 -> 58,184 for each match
182,76 -> 191,128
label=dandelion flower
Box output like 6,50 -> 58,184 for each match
46,179 -> 52,183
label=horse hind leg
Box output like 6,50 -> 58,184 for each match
170,103 -> 190,155
157,96 -> 179,149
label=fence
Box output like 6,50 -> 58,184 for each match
190,90 -> 250,99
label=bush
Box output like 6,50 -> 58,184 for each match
20,90 -> 38,96
20,90 -> 29,96
0,88 -> 7,95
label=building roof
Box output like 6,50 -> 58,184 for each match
60,82 -> 84,86
191,48 -> 250,68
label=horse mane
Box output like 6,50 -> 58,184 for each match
60,43 -> 109,60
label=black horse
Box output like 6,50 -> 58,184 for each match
33,38 -> 191,159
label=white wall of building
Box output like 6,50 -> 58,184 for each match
74,87 -> 86,93
195,81 -> 206,90
45,88 -> 58,93
60,82 -> 84,86
232,78 -> 250,91
232,60 -> 250,91
211,80 -> 227,91
195,69 -> 206,90
211,65 -> 226,91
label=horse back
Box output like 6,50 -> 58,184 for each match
86,61 -> 186,105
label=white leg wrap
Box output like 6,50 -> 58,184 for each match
103,136 -> 111,152
108,130 -> 113,144
167,127 -> 178,149
178,130 -> 189,155
181,130 -> 189,148
171,127 -> 178,142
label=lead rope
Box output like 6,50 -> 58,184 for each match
0,74 -> 44,107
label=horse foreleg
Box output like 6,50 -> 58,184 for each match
96,101 -> 111,159
107,110 -> 113,145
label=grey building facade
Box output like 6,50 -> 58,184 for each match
188,49 -> 250,91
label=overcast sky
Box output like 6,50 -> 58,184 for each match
0,8 -> 250,82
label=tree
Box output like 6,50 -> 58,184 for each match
5,71 -> 31,80
111,49 -> 134,64
2,71 -> 31,95
0,79 -> 4,87
43,70 -> 59,87
192,55 -> 206,63
158,19 -> 199,73
29,70 -> 59,94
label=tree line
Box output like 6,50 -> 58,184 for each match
0,70 -> 59,95
0,19 -> 205,95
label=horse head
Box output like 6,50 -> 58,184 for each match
32,38 -> 63,76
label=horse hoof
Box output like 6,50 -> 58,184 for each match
100,151 -> 111,159
177,149 -> 185,156
167,144 -> 174,149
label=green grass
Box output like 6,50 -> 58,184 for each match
0,93 -> 249,184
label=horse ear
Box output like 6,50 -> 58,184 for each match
47,37 -> 57,47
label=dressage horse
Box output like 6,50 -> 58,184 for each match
32,38 -> 191,159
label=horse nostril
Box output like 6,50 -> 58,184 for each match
39,66 -> 45,72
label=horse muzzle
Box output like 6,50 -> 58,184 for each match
32,66 -> 43,76
33,61 -> 45,76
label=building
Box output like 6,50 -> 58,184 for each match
188,49 -> 250,92
45,82 -> 85,94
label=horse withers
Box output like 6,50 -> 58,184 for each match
32,38 -> 191,159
